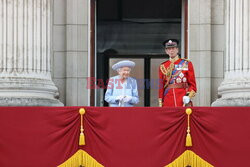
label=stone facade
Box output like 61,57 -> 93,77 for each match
52,0 -> 89,106
3,0 -> 249,106
189,0 -> 226,106
51,0 -> 225,106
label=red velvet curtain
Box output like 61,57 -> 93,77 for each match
0,107 -> 250,167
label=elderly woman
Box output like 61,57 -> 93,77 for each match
105,60 -> 139,107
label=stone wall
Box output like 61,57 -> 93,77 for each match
52,0 -> 89,106
211,0 -> 225,104
189,0 -> 212,106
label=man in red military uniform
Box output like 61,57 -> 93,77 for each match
158,39 -> 197,107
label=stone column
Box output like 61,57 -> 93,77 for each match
212,0 -> 250,106
0,0 -> 63,106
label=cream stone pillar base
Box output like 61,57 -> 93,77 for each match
0,77 -> 62,106
212,72 -> 250,106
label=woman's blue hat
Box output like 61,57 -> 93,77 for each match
112,60 -> 135,71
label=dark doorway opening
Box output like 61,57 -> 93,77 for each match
95,0 -> 186,106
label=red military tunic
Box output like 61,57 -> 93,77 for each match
158,57 -> 197,107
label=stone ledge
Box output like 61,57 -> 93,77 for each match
0,97 -> 64,106
212,98 -> 250,106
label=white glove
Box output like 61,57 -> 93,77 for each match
123,96 -> 132,103
116,95 -> 124,102
183,96 -> 190,105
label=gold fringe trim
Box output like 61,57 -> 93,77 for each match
58,150 -> 104,167
79,108 -> 86,146
165,150 -> 214,167
185,108 -> 192,147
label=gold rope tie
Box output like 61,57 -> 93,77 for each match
185,108 -> 192,147
79,108 -> 86,146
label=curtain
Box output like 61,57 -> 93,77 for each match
0,107 -> 250,167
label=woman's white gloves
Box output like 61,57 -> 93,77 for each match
116,96 -> 132,103
123,96 -> 132,103
116,96 -> 124,101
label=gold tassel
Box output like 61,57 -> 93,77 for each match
185,108 -> 192,147
79,108 -> 86,146
79,132 -> 85,146
186,133 -> 192,147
